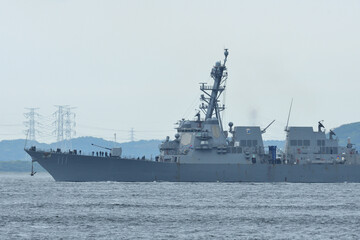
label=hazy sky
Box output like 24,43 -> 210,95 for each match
1,0 -> 360,143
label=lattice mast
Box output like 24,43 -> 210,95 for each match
200,49 -> 229,125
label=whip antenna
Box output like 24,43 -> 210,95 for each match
285,99 -> 293,132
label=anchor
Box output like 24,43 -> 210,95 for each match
30,161 -> 36,176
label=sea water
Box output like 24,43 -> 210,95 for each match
0,172 -> 359,239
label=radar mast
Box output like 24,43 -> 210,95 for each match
199,49 -> 229,124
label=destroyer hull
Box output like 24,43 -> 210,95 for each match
27,151 -> 360,182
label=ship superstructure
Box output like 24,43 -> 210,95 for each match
159,49 -> 269,164
285,122 -> 359,165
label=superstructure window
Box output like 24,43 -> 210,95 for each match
290,140 -> 297,146
298,140 -> 303,146
304,140 -> 310,146
320,147 -> 325,154
333,147 -> 338,154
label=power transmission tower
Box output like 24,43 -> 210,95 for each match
24,108 -> 40,142
53,105 -> 76,149
64,107 -> 76,140
53,105 -> 65,142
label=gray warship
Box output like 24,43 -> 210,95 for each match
25,50 -> 360,182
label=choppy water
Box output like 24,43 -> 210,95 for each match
1,173 -> 360,239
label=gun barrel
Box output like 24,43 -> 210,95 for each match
91,143 -> 112,150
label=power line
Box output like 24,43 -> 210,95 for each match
76,124 -> 172,133
0,124 -> 22,127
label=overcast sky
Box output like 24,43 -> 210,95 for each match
1,0 -> 360,143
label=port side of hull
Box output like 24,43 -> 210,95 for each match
27,151 -> 360,182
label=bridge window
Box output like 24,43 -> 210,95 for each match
298,140 -> 303,146
252,140 -> 258,146
317,140 -> 326,146
304,140 -> 310,146
290,140 -> 297,146
247,140 -> 252,147
240,140 -> 246,147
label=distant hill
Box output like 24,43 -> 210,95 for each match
0,137 -> 163,161
331,122 -> 360,149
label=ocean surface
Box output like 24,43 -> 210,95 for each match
1,173 -> 359,240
